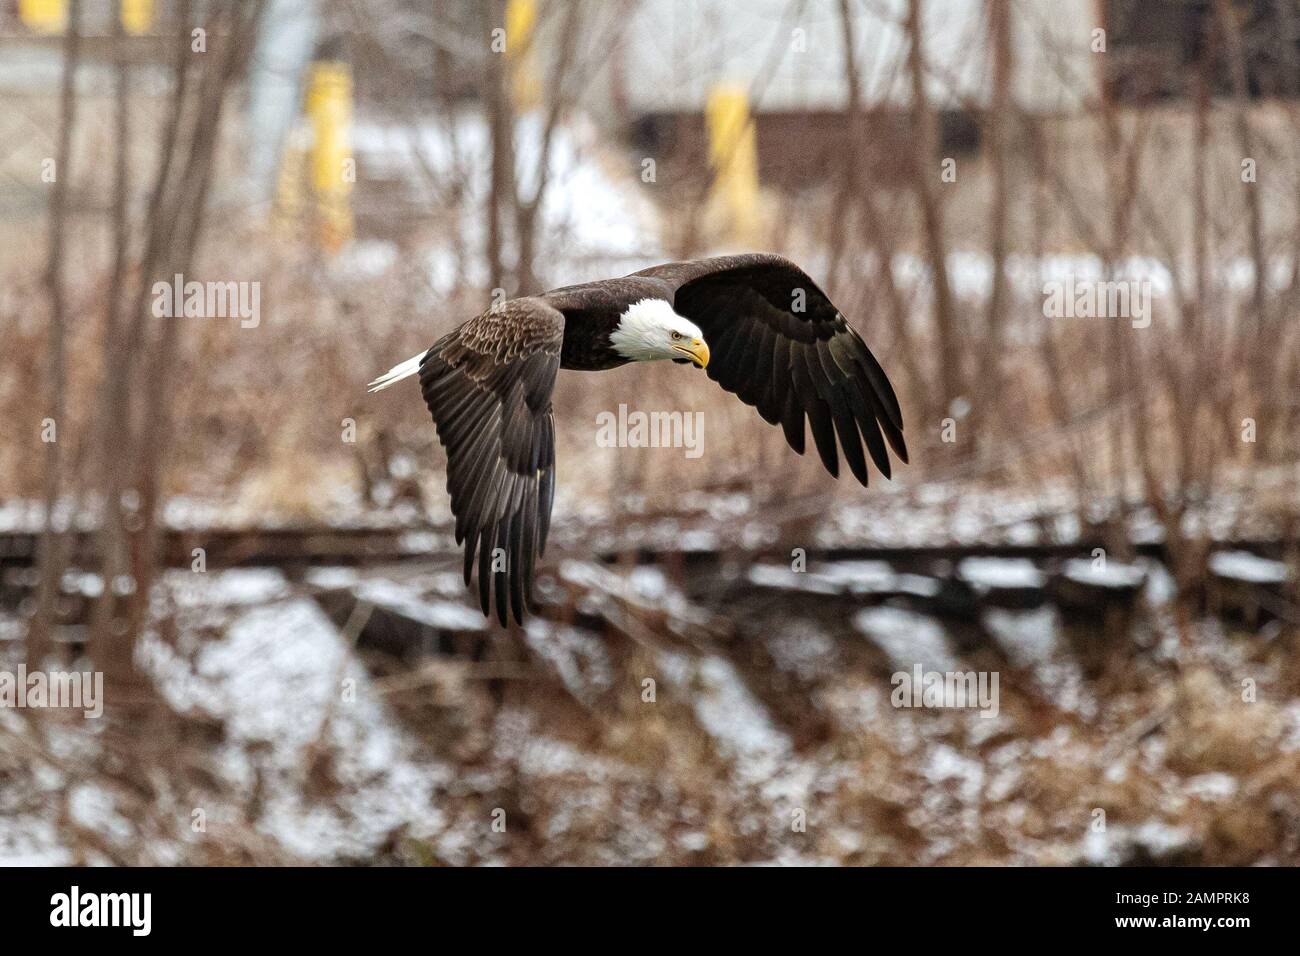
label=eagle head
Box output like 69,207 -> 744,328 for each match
609,298 -> 710,368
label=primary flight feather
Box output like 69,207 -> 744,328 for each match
369,253 -> 908,625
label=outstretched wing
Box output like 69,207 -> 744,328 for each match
634,253 -> 907,485
418,298 -> 562,625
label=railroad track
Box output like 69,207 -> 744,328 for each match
0,524 -> 1291,569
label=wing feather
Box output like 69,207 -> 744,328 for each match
779,385 -> 806,455
418,298 -> 563,624
634,253 -> 906,485
750,324 -> 779,421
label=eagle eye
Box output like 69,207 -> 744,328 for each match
670,331 -> 681,340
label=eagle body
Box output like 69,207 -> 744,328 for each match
547,276 -> 673,370
370,253 -> 907,625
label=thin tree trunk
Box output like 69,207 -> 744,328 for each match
87,4 -> 195,660
29,0 -> 84,667
1214,0 -> 1277,465
485,0 -> 511,294
905,0 -> 962,413
1215,0 -> 1266,329
837,0 -> 925,423
513,0 -> 584,294
981,0 -> 1012,417
827,0 -> 863,287
89,10 -> 135,647
123,3 -> 265,654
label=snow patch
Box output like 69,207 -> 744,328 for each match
853,607 -> 957,673
1209,551 -> 1290,584
958,557 -> 1046,590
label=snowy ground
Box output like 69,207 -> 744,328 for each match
4,549 -> 1298,866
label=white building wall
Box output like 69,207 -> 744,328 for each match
600,0 -> 1100,115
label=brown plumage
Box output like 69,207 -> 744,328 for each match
375,253 -> 907,625
417,298 -> 562,626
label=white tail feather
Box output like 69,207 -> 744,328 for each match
367,352 -> 425,393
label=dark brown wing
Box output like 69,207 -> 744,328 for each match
633,253 -> 907,485
419,298 -> 562,625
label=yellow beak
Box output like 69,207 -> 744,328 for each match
675,338 -> 710,369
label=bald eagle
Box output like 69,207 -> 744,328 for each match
369,253 -> 907,625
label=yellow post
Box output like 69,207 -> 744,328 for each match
19,0 -> 66,33
305,60 -> 354,253
121,0 -> 154,35
272,127 -> 310,239
506,0 -> 541,112
706,85 -> 759,244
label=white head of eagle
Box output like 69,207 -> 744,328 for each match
609,298 -> 710,368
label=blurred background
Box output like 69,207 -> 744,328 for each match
2,0 -> 1300,865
